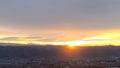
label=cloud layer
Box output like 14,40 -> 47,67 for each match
0,0 -> 120,30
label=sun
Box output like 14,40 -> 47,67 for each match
65,41 -> 84,49
68,43 -> 76,47
66,41 -> 84,46
66,45 -> 75,50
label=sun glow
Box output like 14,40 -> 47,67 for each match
0,32 -> 120,46
66,41 -> 84,46
68,45 -> 75,49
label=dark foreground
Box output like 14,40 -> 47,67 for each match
0,45 -> 120,68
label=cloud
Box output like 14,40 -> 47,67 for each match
82,38 -> 109,41
0,33 -> 63,42
0,0 -> 120,30
0,37 -> 19,41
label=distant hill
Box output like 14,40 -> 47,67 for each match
0,45 -> 120,59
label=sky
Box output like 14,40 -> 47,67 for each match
0,0 -> 120,46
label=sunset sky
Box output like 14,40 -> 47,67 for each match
0,0 -> 120,46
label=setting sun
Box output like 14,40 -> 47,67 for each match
66,41 -> 84,46
67,45 -> 75,50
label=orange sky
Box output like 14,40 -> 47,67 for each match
0,27 -> 120,46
